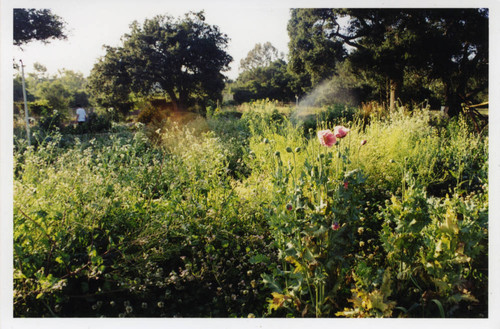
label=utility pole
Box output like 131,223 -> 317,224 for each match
20,60 -> 31,146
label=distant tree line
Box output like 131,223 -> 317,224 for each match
13,8 -> 87,121
13,63 -> 90,126
14,8 -> 488,118
232,8 -> 488,115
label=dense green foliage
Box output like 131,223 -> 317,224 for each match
14,8 -> 67,46
231,59 -> 296,103
13,101 -> 488,318
239,42 -> 284,72
228,42 -> 300,104
87,11 -> 232,114
287,9 -> 488,114
14,65 -> 90,116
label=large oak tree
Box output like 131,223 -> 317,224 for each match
288,8 -> 488,114
88,12 -> 232,113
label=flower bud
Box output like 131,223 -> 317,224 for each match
361,139 -> 367,146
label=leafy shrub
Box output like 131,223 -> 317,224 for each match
378,180 -> 488,317
28,99 -> 53,117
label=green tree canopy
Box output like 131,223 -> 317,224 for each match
13,8 -> 67,46
239,42 -> 284,72
87,46 -> 135,115
287,8 -> 488,114
287,9 -> 347,90
231,42 -> 296,103
88,11 -> 232,113
232,59 -> 296,103
14,63 -> 90,116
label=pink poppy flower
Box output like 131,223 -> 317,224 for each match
317,129 -> 337,147
332,222 -> 340,231
333,126 -> 350,139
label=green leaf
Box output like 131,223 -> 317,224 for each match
249,254 -> 269,264
262,273 -> 282,293
431,299 -> 445,318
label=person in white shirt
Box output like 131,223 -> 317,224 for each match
75,106 -> 87,125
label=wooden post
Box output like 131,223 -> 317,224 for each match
20,60 -> 31,146
389,79 -> 397,111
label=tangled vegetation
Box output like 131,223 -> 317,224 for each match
13,101 -> 488,317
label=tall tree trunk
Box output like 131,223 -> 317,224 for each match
178,89 -> 189,111
166,89 -> 179,112
444,81 -> 463,117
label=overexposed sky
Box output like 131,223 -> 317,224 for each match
8,0 -> 293,80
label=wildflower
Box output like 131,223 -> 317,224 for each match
333,126 -> 350,138
343,181 -> 349,190
286,203 -> 293,211
361,139 -> 367,146
270,292 -> 289,310
317,129 -> 337,147
332,221 -> 340,231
